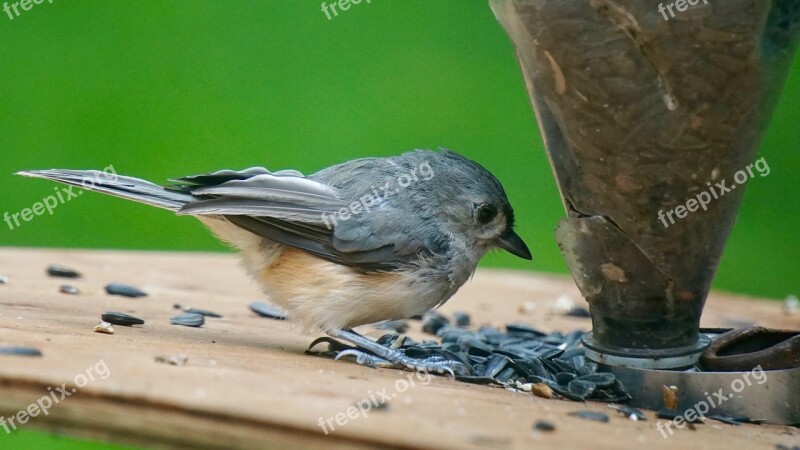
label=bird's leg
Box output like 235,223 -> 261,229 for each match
327,329 -> 470,376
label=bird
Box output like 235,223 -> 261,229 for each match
18,149 -> 531,375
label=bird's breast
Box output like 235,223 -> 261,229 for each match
256,247 -> 450,332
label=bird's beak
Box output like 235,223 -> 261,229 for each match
497,229 -> 532,260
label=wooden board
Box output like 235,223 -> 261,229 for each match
0,248 -> 797,449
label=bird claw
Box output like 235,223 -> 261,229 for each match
335,348 -> 469,377
325,329 -> 472,377
390,355 -> 469,377
335,349 -> 394,368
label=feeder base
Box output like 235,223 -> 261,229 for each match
583,332 -> 710,370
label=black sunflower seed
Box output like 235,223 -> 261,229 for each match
556,372 -> 576,385
0,275 -> 8,285
249,302 -> 286,320
484,354 -> 510,379
454,375 -> 501,385
421,311 -> 450,335
708,415 -> 763,425
576,372 -> 616,388
567,379 -> 596,399
101,312 -> 144,326
568,411 -> 609,423
371,400 -> 389,410
565,306 -> 591,318
60,285 -> 80,295
105,283 -> 147,298
0,346 -> 42,357
505,323 -> 547,337
185,308 -> 223,318
496,366 -> 518,383
170,313 -> 204,327
376,333 -> 400,347
452,311 -> 471,327
374,320 -> 409,333
533,420 -> 556,432
47,264 -> 82,278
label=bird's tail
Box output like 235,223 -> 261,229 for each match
16,169 -> 195,211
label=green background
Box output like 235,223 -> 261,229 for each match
0,1 -> 797,447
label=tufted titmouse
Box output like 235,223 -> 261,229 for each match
19,149 -> 530,374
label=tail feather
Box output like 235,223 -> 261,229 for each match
16,169 -> 195,211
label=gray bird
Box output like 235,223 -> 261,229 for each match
18,149 -> 531,375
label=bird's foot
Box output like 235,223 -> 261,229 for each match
328,329 -> 470,376
334,349 -> 395,368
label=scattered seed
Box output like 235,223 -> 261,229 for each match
533,420 -> 556,432
568,411 -> 609,423
452,311 -> 471,327
105,283 -> 147,298
170,313 -> 204,327
173,303 -> 184,310
101,312 -> 144,326
373,401 -> 389,410
608,404 -> 647,421
249,302 -> 286,320
355,398 -> 389,410
517,301 -> 536,314
532,382 -> 554,399
155,354 -> 188,366
47,264 -> 82,278
565,306 -> 591,318
60,285 -> 80,295
185,308 -> 223,318
0,275 -> 8,285
708,415 -> 764,425
0,346 -> 42,356
551,294 -> 576,314
454,375 -> 501,385
663,385 -> 679,410
94,321 -> 114,334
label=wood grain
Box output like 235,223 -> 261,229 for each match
0,248 -> 797,449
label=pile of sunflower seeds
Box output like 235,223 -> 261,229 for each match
320,311 -> 630,403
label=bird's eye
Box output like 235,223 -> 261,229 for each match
476,203 -> 498,225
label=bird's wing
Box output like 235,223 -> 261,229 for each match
173,167 -> 435,272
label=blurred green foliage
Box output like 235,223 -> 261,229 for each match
3,429 -> 134,450
0,0 -> 796,305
